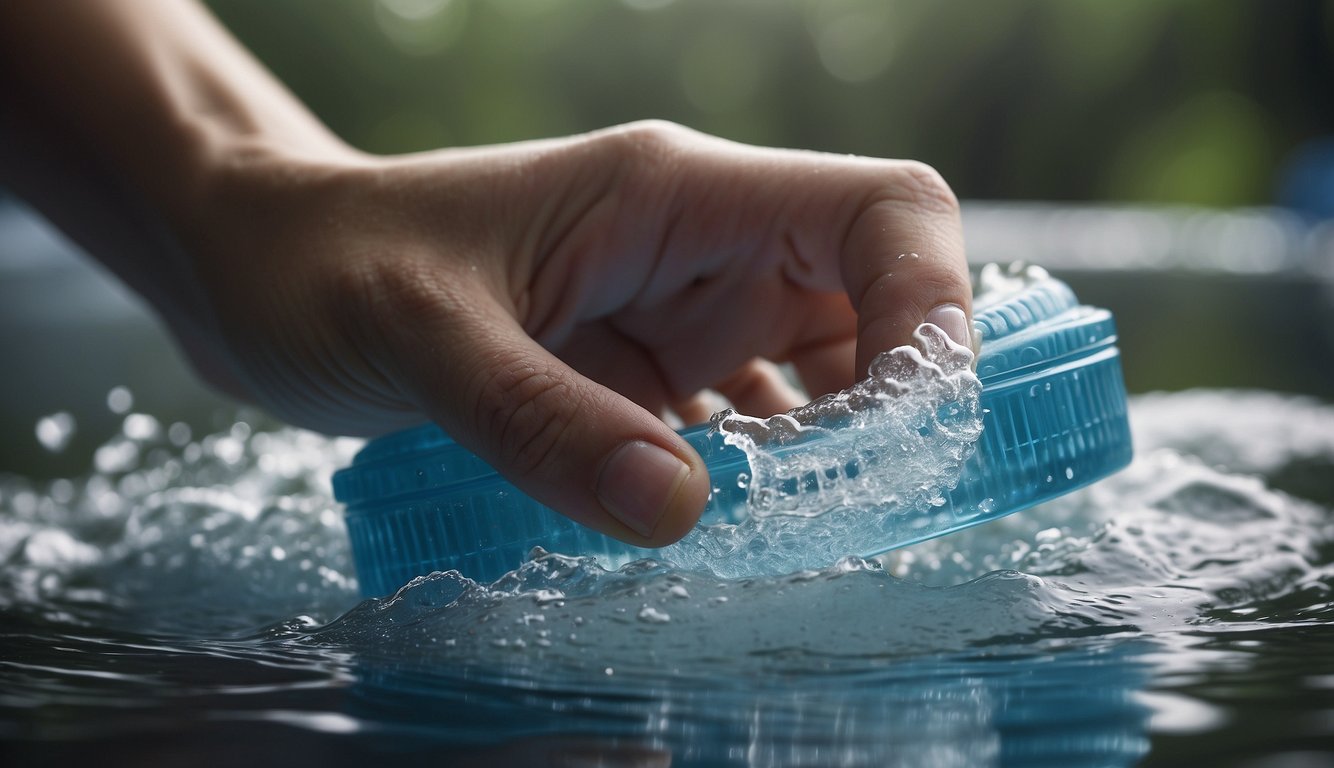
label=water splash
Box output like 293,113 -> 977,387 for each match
714,323 -> 981,517
34,412 -> 76,453
319,389 -> 1331,682
651,324 -> 982,577
302,442 -> 1332,683
1,412 -> 361,635
2,390 -> 1332,763
3,388 -> 1329,652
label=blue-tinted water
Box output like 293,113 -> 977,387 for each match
3,390 -> 1334,766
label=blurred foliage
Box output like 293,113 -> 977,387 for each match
204,0 -> 1334,205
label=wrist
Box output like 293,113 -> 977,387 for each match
167,109 -> 360,214
165,121 -> 381,254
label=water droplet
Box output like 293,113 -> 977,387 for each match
35,412 -> 76,453
106,386 -> 134,414
122,413 -> 160,441
167,422 -> 192,447
532,589 -> 564,605
637,605 -> 671,624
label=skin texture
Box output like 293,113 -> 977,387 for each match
0,0 -> 972,548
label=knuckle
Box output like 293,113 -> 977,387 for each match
601,119 -> 694,176
472,358 -> 581,478
561,120 -> 697,211
888,160 -> 960,216
618,119 -> 693,153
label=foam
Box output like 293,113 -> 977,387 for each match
655,324 -> 983,577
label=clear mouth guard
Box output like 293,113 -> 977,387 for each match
333,266 -> 1133,596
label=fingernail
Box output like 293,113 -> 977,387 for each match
596,440 -> 691,538
925,303 -> 971,348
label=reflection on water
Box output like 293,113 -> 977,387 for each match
346,643 -> 1152,766
2,390 -> 1334,765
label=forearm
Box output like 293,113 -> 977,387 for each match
0,0 -> 363,382
0,0 -> 349,221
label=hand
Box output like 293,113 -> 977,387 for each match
1,1 -> 971,548
174,121 -> 972,547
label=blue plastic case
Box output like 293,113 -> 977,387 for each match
333,274 -> 1133,596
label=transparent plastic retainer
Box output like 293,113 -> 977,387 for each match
333,267 -> 1133,596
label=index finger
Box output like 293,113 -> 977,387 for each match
838,161 -> 972,375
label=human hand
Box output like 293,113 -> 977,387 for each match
172,121 -> 971,547
1,1 -> 970,548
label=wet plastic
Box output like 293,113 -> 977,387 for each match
333,274 -> 1133,596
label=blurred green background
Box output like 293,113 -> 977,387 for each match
6,0 -> 1334,479
206,0 -> 1334,207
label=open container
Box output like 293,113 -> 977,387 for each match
333,271 -> 1133,596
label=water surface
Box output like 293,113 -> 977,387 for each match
3,390 -> 1333,766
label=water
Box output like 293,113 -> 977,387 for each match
3,390 -> 1334,766
661,323 -> 982,577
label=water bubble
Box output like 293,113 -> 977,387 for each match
637,605 -> 671,624
106,386 -> 133,414
662,325 -> 982,578
715,325 -> 979,519
122,413 -> 160,441
167,422 -> 192,447
532,589 -> 565,605
93,440 -> 139,474
35,412 -> 76,453
212,436 -> 244,465
48,479 -> 74,505
1035,528 -> 1063,544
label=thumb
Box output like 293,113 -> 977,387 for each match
382,290 -> 710,547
